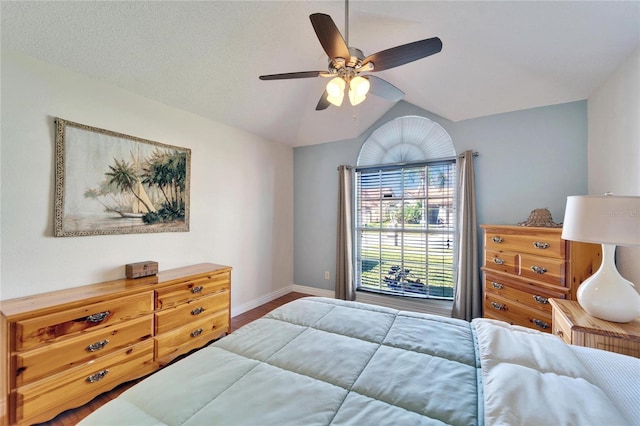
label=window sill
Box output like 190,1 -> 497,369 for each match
355,289 -> 453,317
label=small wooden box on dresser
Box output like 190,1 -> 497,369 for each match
0,263 -> 231,426
481,224 -> 601,333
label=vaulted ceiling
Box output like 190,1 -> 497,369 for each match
2,1 -> 639,147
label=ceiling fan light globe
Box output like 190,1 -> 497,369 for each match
326,77 -> 346,97
350,76 -> 370,97
327,92 -> 344,107
348,89 -> 366,106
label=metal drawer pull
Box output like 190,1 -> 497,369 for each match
493,258 -> 505,265
191,328 -> 204,337
531,266 -> 547,274
491,302 -> 506,311
191,307 -> 205,315
86,369 -> 109,383
492,236 -> 503,243
491,282 -> 503,290
86,339 -> 110,352
555,329 -> 564,337
533,241 -> 550,249
533,295 -> 549,304
191,286 -> 204,294
532,319 -> 549,329
85,311 -> 110,323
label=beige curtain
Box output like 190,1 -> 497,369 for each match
336,165 -> 355,301
452,151 -> 481,320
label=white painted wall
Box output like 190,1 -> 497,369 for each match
0,52 -> 294,314
588,47 -> 640,288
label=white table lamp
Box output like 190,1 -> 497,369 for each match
562,195 -> 640,322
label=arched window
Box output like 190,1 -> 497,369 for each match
355,116 -> 456,299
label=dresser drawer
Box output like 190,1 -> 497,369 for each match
15,292 -> 154,351
484,293 -> 552,333
155,310 -> 228,363
484,274 -> 564,315
155,290 -> 229,335
485,229 -> 564,259
15,339 -> 154,425
519,253 -> 566,286
484,251 -> 519,275
14,315 -> 153,387
484,251 -> 566,287
156,272 -> 230,309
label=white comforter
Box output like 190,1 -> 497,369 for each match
473,319 -> 635,425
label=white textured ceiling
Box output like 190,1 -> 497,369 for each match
2,1 -> 639,147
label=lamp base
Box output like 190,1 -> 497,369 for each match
577,244 -> 640,323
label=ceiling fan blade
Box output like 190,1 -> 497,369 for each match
259,71 -> 324,80
361,37 -> 442,72
310,13 -> 350,62
365,76 -> 405,102
316,91 -> 331,110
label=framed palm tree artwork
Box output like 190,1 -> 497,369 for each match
54,118 -> 190,236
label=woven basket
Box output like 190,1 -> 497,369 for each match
518,208 -> 562,228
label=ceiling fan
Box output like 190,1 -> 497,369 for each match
259,1 -> 442,110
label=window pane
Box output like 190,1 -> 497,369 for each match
356,161 -> 456,300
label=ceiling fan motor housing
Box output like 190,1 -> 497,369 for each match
329,48 -> 367,82
347,47 -> 364,67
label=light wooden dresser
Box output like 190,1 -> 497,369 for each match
0,263 -> 231,426
550,298 -> 640,358
481,224 -> 600,333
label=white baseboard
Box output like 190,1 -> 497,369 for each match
230,286 -> 294,318
291,284 -> 334,298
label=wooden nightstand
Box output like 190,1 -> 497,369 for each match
550,298 -> 640,358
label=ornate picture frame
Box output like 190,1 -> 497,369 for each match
54,118 -> 191,237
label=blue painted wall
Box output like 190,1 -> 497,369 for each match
293,100 -> 588,291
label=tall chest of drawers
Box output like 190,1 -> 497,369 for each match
481,225 -> 600,333
0,263 -> 231,426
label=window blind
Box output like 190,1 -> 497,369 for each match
355,161 -> 456,300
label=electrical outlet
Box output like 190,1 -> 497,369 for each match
324,271 -> 330,280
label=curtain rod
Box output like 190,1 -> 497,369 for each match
459,151 -> 479,158
337,151 -> 479,170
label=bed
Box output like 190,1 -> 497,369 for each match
79,297 -> 639,425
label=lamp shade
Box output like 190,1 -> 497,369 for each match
562,195 -> 640,247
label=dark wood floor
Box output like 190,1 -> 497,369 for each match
36,292 -> 310,426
